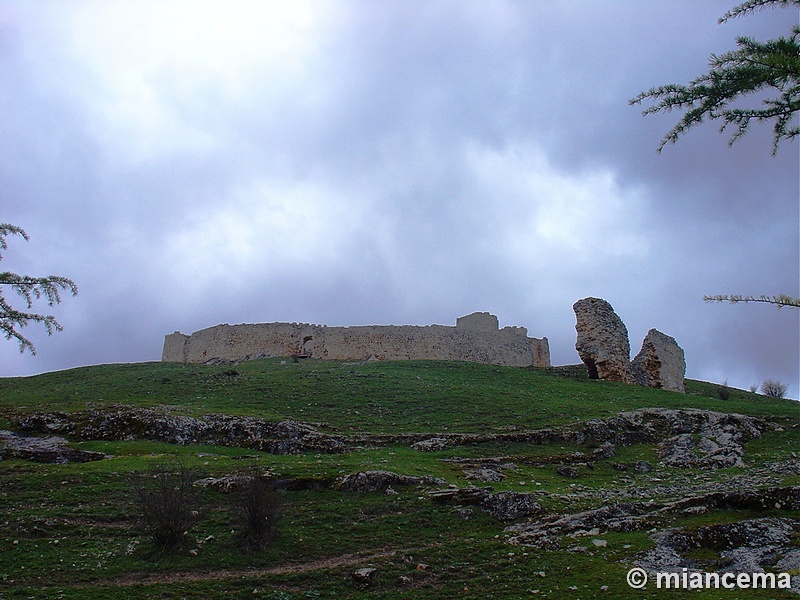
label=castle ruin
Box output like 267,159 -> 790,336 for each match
162,312 -> 550,368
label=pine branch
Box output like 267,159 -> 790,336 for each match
631,7 -> 800,154
0,293 -> 66,354
0,223 -> 78,354
0,223 -> 29,260
0,272 -> 78,308
720,0 -> 799,23
704,294 -> 800,308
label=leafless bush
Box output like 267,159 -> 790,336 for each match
232,477 -> 283,553
128,460 -> 204,552
760,379 -> 788,398
717,380 -> 731,401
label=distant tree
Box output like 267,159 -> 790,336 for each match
632,0 -> 800,309
0,223 -> 78,354
631,0 -> 800,155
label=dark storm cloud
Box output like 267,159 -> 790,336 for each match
1,1 -> 797,397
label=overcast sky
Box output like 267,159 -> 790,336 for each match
2,1 -> 798,397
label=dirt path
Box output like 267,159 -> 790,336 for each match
90,546 -> 433,589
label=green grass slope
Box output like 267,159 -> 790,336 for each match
0,359 -> 798,599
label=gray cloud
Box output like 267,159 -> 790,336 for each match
1,1 -> 797,397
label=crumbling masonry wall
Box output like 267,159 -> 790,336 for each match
162,312 -> 550,368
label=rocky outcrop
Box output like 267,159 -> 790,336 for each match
505,486 -> 800,548
429,487 -> 543,521
569,408 -> 771,468
363,408 -> 769,470
573,297 -> 633,383
573,297 -> 685,392
630,329 -> 686,392
9,407 -> 772,470
506,501 -> 655,547
336,470 -> 446,492
13,408 -> 347,455
0,430 -> 108,463
195,474 -> 332,492
411,437 -> 449,452
637,518 -> 800,592
352,567 -> 378,588
481,491 -> 543,521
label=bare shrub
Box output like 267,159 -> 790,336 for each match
232,477 -> 283,553
717,380 -> 731,401
128,460 -> 204,552
760,379 -> 788,398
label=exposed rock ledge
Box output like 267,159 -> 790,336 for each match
396,408 -> 774,470
637,517 -> 800,593
0,430 -> 108,463
335,470 -> 446,492
567,407 -> 773,469
505,486 -> 800,547
13,408 -> 347,455
11,407 -> 776,468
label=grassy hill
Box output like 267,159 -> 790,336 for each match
0,359 -> 798,598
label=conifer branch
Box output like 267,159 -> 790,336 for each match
704,294 -> 800,308
631,1 -> 800,154
0,224 -> 78,354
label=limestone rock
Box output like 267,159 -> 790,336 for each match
573,297 -> 633,383
463,466 -> 506,482
637,517 -> 800,591
14,409 -> 348,455
428,487 -> 541,521
411,437 -> 449,452
0,430 -> 108,463
352,567 -> 377,587
573,297 -> 686,393
336,470 -> 446,492
556,465 -> 581,479
630,329 -> 686,392
194,475 -> 254,493
568,408 -> 771,469
505,486 -> 800,550
479,491 -> 542,521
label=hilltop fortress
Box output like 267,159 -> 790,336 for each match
162,312 -> 551,368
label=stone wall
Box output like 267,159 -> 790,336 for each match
162,312 -> 550,368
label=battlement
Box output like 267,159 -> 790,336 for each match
162,312 -> 550,368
